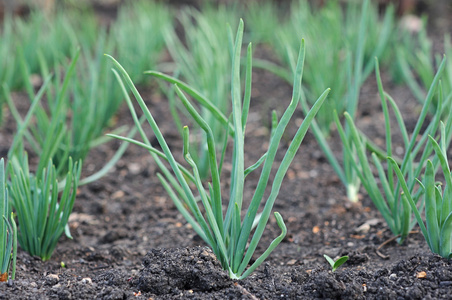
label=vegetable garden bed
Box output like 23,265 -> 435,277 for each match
1,0 -> 452,299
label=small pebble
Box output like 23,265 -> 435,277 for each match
128,163 -> 141,174
356,223 -> 370,233
45,274 -> 59,285
416,271 -> 427,279
81,277 -> 92,284
440,281 -> 452,287
309,170 -> 318,178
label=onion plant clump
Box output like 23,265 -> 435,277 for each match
390,123 -> 452,258
8,152 -> 81,261
0,159 -> 17,282
0,14 -> 15,110
107,20 -> 329,279
270,0 -> 394,133
2,4 -> 150,183
254,0 -> 395,202
336,57 -> 450,244
5,46 -> 135,186
0,8 -> 97,126
0,8 -> 98,91
5,49 -> 86,181
244,0 -> 280,45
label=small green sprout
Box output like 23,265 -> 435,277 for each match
323,254 -> 349,272
389,122 -> 452,259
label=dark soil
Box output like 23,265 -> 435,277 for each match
1,1 -> 452,299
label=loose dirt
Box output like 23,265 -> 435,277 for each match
1,1 -> 452,299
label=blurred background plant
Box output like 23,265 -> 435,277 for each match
249,0 -> 396,202
110,0 -> 171,85
395,25 -> 452,116
0,8 -> 97,92
262,0 -> 395,134
158,5 -> 237,180
5,50 -> 82,179
3,0 -> 172,182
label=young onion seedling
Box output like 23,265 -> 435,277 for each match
8,153 -> 81,261
323,254 -> 348,272
390,123 -> 452,258
336,56 -> 450,244
254,0 -> 395,202
107,20 -> 329,279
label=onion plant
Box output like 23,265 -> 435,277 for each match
5,44 -> 135,185
396,29 -> 452,114
253,0 -> 394,202
390,123 -> 452,258
0,14 -> 15,106
4,45 -> 136,256
268,0 -> 394,134
1,8 -> 97,91
335,57 -> 450,244
3,1 -> 170,183
244,0 -> 280,45
0,159 -> 17,282
160,6 -> 236,180
5,49 -> 81,179
68,31 -> 129,174
107,20 -> 329,279
8,152 -> 81,261
395,17 -> 433,102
